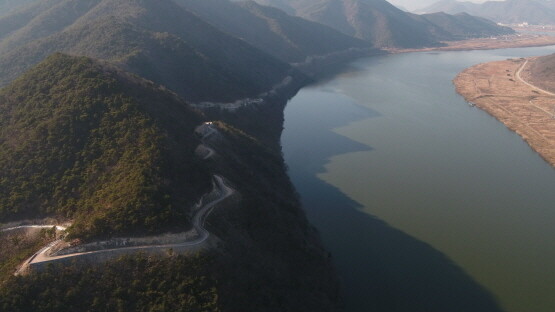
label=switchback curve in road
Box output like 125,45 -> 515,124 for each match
10,175 -> 233,274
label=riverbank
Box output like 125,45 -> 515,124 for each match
389,34 -> 555,53
454,57 -> 555,166
283,46 -> 555,312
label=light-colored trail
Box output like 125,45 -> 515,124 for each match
5,122 -> 233,273
12,175 -> 233,273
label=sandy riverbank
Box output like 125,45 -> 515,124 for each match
389,34 -> 555,53
454,57 -> 555,166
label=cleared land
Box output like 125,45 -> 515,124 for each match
455,58 -> 555,166
390,34 -> 555,53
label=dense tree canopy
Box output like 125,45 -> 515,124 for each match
0,53 -> 211,239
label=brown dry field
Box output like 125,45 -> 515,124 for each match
389,34 -> 555,53
455,58 -> 555,166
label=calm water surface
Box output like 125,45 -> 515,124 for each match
282,46 -> 555,312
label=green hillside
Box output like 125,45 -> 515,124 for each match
0,52 -> 341,310
0,0 -> 292,102
0,53 -> 211,239
0,254 -> 220,312
254,0 -> 513,48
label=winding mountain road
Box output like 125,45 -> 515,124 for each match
7,175 -> 233,274
2,122 -> 233,273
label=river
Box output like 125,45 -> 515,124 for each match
281,46 -> 555,312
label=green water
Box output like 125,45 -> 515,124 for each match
282,47 -> 555,312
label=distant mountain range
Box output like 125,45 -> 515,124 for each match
252,0 -> 514,48
0,0 -> 538,310
174,0 -> 372,63
0,0 -> 294,103
0,0 -> 515,102
419,0 -> 555,25
0,52 -> 341,311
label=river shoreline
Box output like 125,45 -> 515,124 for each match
454,57 -> 555,167
389,34 -> 555,53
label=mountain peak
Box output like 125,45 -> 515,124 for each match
0,0 -> 292,102
0,53 -> 211,239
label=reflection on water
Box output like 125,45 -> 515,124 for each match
282,46 -> 555,312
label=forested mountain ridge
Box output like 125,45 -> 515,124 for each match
0,0 -> 293,103
0,53 -> 211,239
252,0 -> 514,48
0,53 -> 341,311
175,0 -> 373,63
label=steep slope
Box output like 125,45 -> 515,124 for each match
420,0 -> 555,25
529,53 -> 555,93
0,53 -> 211,239
0,53 -> 341,310
254,0 -> 513,48
193,121 -> 341,311
174,0 -> 372,63
296,0 -> 439,48
0,0 -> 102,53
0,0 -> 293,102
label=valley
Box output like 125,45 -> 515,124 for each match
1,0 -> 555,311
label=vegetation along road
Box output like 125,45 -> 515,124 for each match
1,123 -> 234,274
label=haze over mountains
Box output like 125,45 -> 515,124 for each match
175,0 -> 373,63
420,0 -> 555,25
252,0 -> 514,48
0,53 -> 210,238
0,0 -> 37,17
0,0 -> 532,310
0,0 -> 293,103
0,53 -> 341,310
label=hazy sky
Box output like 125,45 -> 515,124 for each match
388,0 -> 505,11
